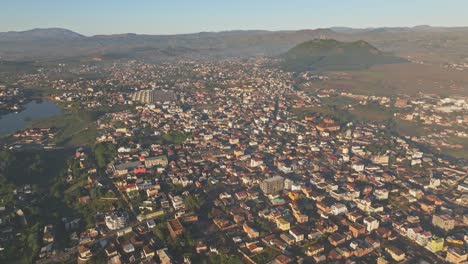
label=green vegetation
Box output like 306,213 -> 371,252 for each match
0,148 -> 74,263
251,246 -> 282,264
0,60 -> 38,74
394,120 -> 426,137
160,131 -> 191,145
0,223 -> 42,264
184,195 -> 201,211
32,111 -> 100,147
441,136 -> 468,159
94,142 -> 117,169
50,153 -> 123,229
292,106 -> 353,125
351,103 -> 394,122
282,39 -> 405,72
201,251 -> 243,264
0,149 -> 69,186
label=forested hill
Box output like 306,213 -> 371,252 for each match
281,39 -> 406,72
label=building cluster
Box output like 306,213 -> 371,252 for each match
0,84 -> 27,114
1,58 -> 467,263
76,59 -> 467,263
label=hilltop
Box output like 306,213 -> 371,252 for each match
0,28 -> 85,41
281,39 -> 406,72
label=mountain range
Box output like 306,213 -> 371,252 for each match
0,26 -> 467,62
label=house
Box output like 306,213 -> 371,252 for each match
352,163 -> 365,172
328,233 -> 346,246
374,189 -> 389,200
308,229 -> 322,240
167,218 -> 184,239
143,246 -> 155,258
78,196 -> 91,204
105,243 -> 118,257
330,203 -> 348,215
280,233 -> 296,245
426,236 -> 445,253
432,214 -> 455,231
246,241 -> 263,254
349,222 -> 366,238
363,216 -> 379,232
144,156 -> 168,168
416,231 -> 432,246
270,238 -> 288,251
313,254 -> 326,263
250,158 -> 263,168
274,254 -> 292,264
276,217 -> 290,231
113,161 -> 142,176
446,248 -> 467,264
306,244 -> 324,256
243,222 -> 259,239
78,245 -> 93,261
133,167 -> 147,175
157,248 -> 173,264
346,211 -> 363,223
105,211 -> 128,230
407,226 -> 423,241
289,228 -> 304,243
195,240 -> 208,253
386,246 -> 405,262
122,242 -> 135,253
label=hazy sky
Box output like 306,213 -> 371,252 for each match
1,0 -> 468,35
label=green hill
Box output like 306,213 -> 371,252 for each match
281,39 -> 406,72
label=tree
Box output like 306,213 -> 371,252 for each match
184,195 -> 201,211
94,142 -> 117,169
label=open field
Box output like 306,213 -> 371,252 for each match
313,62 -> 468,97
350,104 -> 394,122
395,120 -> 426,137
31,111 -> 99,147
441,136 -> 468,159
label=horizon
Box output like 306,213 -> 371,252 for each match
3,24 -> 468,37
2,0 -> 468,35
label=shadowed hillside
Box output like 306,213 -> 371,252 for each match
281,39 -> 406,72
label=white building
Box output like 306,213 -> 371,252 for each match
363,216 -> 379,232
105,212 -> 127,230
330,203 -> 348,215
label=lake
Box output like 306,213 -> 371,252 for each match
0,100 -> 62,135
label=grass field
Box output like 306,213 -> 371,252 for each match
441,136 -> 468,159
32,111 -> 99,147
313,63 -> 468,97
395,120 -> 426,137
292,101 -> 394,124
351,104 -> 394,122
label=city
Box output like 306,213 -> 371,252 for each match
0,1 -> 467,264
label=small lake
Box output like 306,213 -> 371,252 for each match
0,100 -> 62,135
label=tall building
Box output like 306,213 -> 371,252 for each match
105,211 -> 127,230
260,176 -> 284,194
130,90 -> 176,104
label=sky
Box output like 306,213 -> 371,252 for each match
1,0 -> 468,36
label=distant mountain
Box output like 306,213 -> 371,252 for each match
0,26 -> 468,61
0,28 -> 85,42
0,28 -> 340,61
281,39 -> 406,72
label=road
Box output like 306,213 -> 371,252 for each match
36,208 -> 167,264
37,170 -> 141,263
97,170 -> 138,222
